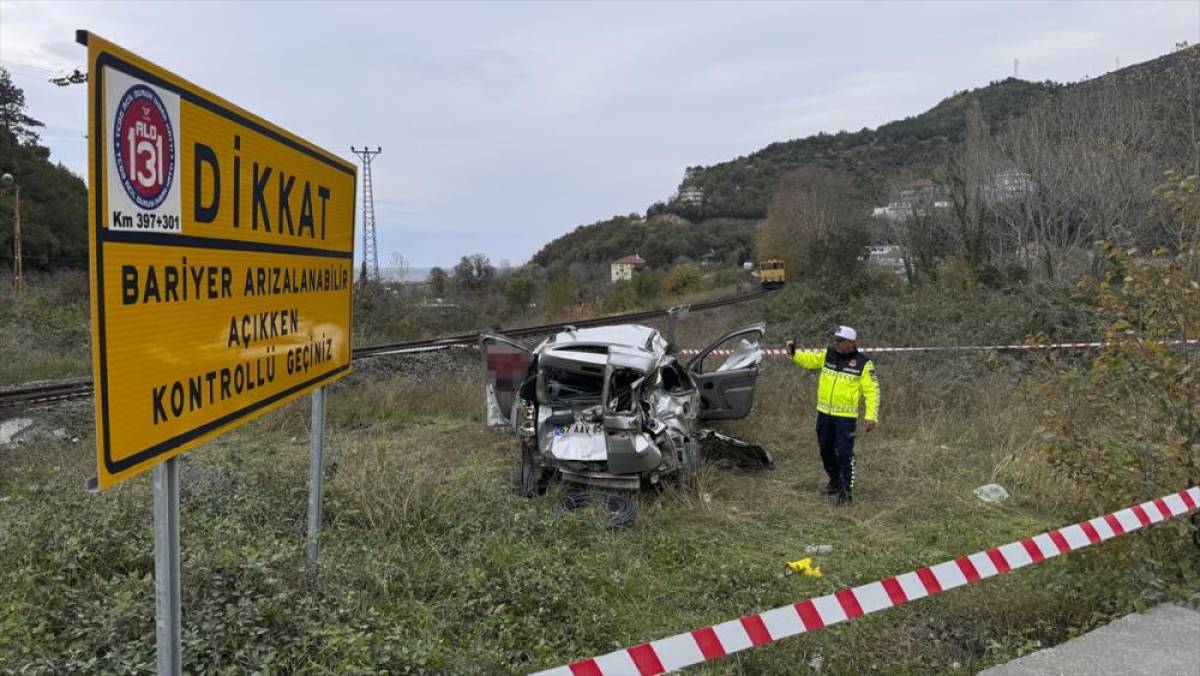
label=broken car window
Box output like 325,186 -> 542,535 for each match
716,338 -> 763,372
659,360 -> 694,393
606,368 -> 643,414
542,365 -> 604,406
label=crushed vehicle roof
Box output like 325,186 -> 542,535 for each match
540,325 -> 667,353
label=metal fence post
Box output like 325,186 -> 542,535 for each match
306,386 -> 326,570
152,457 -> 181,675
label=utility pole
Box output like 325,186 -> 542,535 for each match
349,146 -> 382,283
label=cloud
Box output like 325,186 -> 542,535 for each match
2,1 -> 1193,266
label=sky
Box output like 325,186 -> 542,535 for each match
1,1 -> 1197,269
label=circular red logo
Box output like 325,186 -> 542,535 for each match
113,84 -> 175,210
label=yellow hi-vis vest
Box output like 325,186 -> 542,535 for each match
792,348 -> 879,421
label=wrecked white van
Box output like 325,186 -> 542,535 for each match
481,323 -> 770,494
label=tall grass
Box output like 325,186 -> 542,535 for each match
2,280 -> 1194,674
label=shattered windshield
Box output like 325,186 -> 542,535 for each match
542,365 -> 604,406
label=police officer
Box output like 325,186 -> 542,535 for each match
786,326 -> 879,505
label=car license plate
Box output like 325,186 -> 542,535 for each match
555,423 -> 602,436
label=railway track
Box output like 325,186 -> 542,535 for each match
0,289 -> 771,408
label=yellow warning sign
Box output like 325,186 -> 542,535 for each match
82,32 -> 356,489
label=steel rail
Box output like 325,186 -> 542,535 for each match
0,289 -> 771,408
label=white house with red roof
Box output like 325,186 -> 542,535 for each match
610,253 -> 646,283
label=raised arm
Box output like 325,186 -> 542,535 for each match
789,342 -> 825,371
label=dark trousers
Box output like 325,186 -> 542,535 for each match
816,412 -> 856,496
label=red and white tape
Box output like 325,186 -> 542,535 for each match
532,486 -> 1200,676
682,339 -> 1199,357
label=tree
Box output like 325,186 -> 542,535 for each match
0,67 -> 45,144
427,266 -> 448,295
543,272 -> 579,315
453,253 -> 495,293
939,99 -> 996,274
0,96 -> 87,271
662,263 -> 702,296
757,167 -> 870,283
990,86 -> 1158,278
1162,42 -> 1200,177
388,252 -> 409,282
503,270 -> 536,310
632,267 -> 663,302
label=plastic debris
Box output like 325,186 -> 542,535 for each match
804,544 -> 833,555
0,418 -> 35,446
974,483 -> 1010,504
808,651 -> 824,672
786,557 -> 822,577
50,428 -> 80,443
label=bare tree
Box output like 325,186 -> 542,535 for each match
757,168 -> 869,281
991,85 -> 1159,278
1160,43 -> 1200,177
938,100 -> 998,273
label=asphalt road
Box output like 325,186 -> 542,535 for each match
979,604 -> 1200,676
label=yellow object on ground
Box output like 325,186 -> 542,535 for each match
786,557 -> 823,577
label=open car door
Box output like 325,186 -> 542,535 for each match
686,322 -> 766,420
481,334 -> 532,432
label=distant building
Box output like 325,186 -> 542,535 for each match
986,170 -> 1036,202
611,253 -> 647,283
867,244 -> 907,276
872,179 -> 950,222
872,204 -> 915,222
676,185 -> 705,206
699,249 -> 719,267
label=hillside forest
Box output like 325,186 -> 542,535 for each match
2,45 -> 1199,333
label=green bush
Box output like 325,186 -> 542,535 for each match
1036,173 -> 1200,599
662,263 -> 702,296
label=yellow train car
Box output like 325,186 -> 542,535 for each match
759,259 -> 786,289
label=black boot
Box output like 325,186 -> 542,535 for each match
824,479 -> 838,496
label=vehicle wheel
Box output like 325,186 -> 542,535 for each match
519,442 -> 548,497
555,491 -> 637,528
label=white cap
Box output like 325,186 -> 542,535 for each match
834,325 -> 857,342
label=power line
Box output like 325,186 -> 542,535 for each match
350,146 -> 382,283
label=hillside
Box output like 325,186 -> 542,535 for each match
674,78 -> 1061,221
530,45 -> 1199,270
526,77 -> 1060,268
673,46 -> 1199,221
529,213 -> 757,270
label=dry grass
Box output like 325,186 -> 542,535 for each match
1,301 -> 1188,674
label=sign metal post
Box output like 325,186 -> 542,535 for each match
152,457 -> 182,676
306,386 -> 326,570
